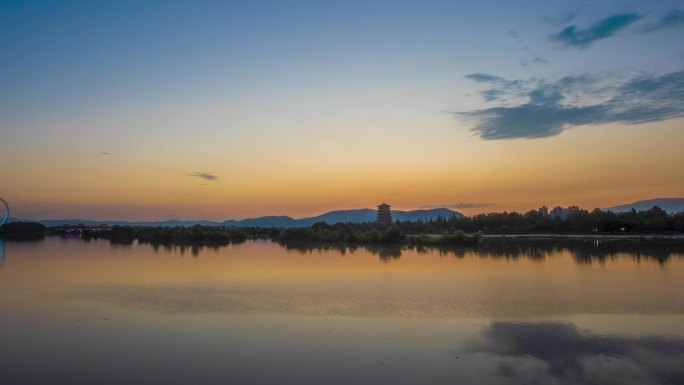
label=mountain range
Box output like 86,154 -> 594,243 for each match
12,207 -> 462,228
606,198 -> 684,213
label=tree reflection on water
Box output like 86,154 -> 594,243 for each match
276,239 -> 683,264
0,236 -> 682,265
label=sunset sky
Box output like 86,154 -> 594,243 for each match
1,0 -> 683,221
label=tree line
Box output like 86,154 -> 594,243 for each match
396,206 -> 684,234
95,225 -> 254,245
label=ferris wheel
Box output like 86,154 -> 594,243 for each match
0,198 -> 8,226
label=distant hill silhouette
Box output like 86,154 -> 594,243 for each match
18,208 -> 463,228
223,208 -> 462,227
607,198 -> 684,213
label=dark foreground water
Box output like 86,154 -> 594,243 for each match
1,237 -> 683,385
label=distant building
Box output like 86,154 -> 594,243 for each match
550,206 -> 580,219
62,223 -> 111,234
550,206 -> 564,218
377,203 -> 392,223
539,206 -> 549,216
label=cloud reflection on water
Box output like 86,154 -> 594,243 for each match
470,322 -> 684,385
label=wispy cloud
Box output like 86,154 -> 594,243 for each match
421,203 -> 495,209
551,10 -> 684,49
543,6 -> 585,26
465,73 -> 507,83
465,73 -> 534,102
508,30 -> 548,67
642,9 -> 684,33
458,70 -> 684,140
481,89 -> 507,102
100,152 -> 111,155
552,12 -> 642,48
186,172 -> 219,181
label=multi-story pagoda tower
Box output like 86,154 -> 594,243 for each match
376,203 -> 392,223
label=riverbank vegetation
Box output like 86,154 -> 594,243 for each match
2,205 -> 683,247
0,222 -> 47,240
63,222 -> 481,246
94,225 -> 262,245
398,206 -> 684,234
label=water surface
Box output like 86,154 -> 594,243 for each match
1,237 -> 683,384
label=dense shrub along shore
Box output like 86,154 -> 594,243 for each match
95,223 -> 481,246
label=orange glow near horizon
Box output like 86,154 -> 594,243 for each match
3,117 -> 683,221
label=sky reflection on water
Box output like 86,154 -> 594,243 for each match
0,237 -> 682,384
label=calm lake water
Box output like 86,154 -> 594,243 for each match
1,237 -> 683,385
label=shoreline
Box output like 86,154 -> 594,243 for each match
449,233 -> 684,240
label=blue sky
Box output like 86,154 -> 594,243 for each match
2,0 -> 682,132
